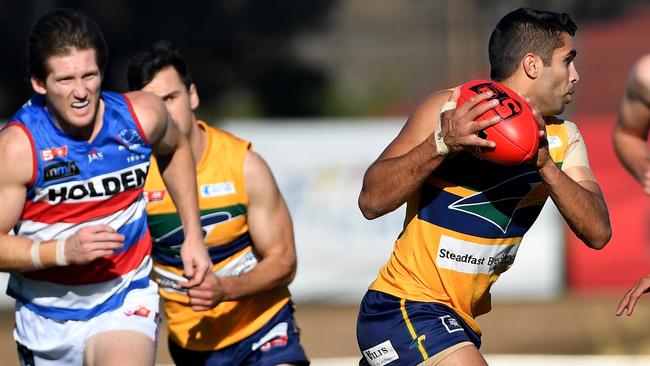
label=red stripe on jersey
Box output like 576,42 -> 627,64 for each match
24,231 -> 152,285
22,188 -> 143,224
123,94 -> 149,145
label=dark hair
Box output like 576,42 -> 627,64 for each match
27,8 -> 108,81
489,8 -> 577,81
127,40 -> 192,91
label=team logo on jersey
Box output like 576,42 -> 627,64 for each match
448,171 -> 543,233
154,210 -> 233,245
116,129 -> 144,151
409,334 -> 426,350
144,189 -> 166,202
43,161 -> 80,182
87,149 -> 104,163
40,145 -> 68,162
440,315 -> 464,333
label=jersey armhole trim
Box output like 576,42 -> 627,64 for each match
122,94 -> 149,145
5,121 -> 38,188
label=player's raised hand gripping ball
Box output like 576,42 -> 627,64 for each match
458,80 -> 539,165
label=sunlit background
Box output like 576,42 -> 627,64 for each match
2,0 -> 650,364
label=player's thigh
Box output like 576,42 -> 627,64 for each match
427,344 -> 487,366
84,330 -> 155,366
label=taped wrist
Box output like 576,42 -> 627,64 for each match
30,239 -> 67,269
435,101 -> 457,157
30,241 -> 43,270
56,239 -> 68,266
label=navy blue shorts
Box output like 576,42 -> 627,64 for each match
169,302 -> 309,366
357,290 -> 481,366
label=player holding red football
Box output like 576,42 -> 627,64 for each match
356,8 -> 611,366
455,80 -> 540,165
614,54 -> 650,316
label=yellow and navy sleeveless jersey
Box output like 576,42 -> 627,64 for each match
370,119 -> 590,335
144,120 -> 290,351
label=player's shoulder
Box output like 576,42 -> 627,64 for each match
405,88 -> 456,126
634,54 -> 650,73
546,115 -> 577,128
202,121 -> 251,148
0,123 -> 32,156
124,90 -> 166,121
417,89 -> 455,113
631,54 -> 650,89
243,149 -> 271,177
0,123 -> 34,180
545,116 -> 580,138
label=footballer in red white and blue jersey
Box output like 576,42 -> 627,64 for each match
5,91 -> 154,321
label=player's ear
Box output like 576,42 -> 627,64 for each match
189,83 -> 200,111
30,75 -> 47,95
522,53 -> 540,79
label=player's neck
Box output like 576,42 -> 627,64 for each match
497,77 -> 528,97
190,118 -> 207,165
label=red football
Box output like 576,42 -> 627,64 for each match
457,79 -> 539,165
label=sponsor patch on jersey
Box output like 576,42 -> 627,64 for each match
362,340 -> 399,366
436,234 -> 520,275
439,315 -> 464,333
200,182 -> 236,198
144,189 -> 166,202
36,163 -> 149,204
87,149 -> 104,163
43,161 -> 80,182
40,145 -> 68,162
548,135 -> 562,149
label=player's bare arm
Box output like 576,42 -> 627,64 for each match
128,90 -> 210,287
358,89 -> 501,219
526,99 -> 611,249
0,125 -> 125,271
613,55 -> 650,192
188,150 -> 297,311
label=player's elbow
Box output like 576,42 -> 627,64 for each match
282,257 -> 298,285
278,247 -> 298,285
585,226 -> 612,250
358,191 -> 384,220
286,262 -> 297,285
